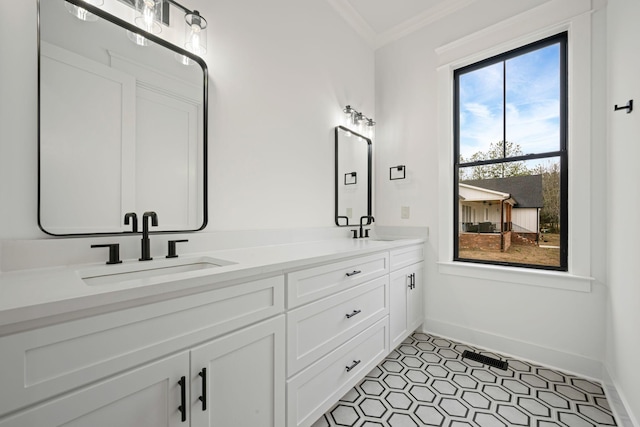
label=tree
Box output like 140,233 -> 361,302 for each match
533,161 -> 561,231
459,141 -> 529,180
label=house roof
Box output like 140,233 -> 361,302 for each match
458,183 -> 513,203
462,175 -> 543,208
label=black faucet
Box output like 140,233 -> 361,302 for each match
124,212 -> 138,233
358,215 -> 375,238
139,211 -> 158,261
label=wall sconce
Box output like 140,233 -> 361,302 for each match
344,172 -> 357,185
390,165 -> 406,180
343,105 -> 375,138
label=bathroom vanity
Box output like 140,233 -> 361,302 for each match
0,239 -> 424,427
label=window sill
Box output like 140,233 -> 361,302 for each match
437,261 -> 593,292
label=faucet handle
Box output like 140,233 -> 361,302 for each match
124,212 -> 138,233
166,239 -> 189,258
91,244 -> 122,265
364,229 -> 370,238
351,229 -> 359,239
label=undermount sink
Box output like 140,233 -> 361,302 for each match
80,256 -> 235,286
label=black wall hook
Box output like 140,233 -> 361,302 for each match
614,99 -> 633,114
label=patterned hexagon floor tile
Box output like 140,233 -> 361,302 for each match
311,333 -> 617,427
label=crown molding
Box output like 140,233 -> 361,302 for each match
374,0 -> 477,49
325,0 -> 376,47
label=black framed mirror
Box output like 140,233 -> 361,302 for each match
335,126 -> 372,227
38,0 -> 208,236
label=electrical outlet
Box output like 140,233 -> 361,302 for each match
401,206 -> 410,219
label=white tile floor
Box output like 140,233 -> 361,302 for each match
312,333 -> 617,427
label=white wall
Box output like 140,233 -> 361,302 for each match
375,0 -> 609,379
605,0 -> 640,424
0,0 -> 374,239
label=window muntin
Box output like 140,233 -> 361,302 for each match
454,33 -> 567,271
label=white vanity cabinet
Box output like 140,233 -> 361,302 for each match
0,275 -> 285,427
285,253 -> 391,427
0,240 -> 426,427
389,245 -> 425,349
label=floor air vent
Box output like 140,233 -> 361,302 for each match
462,350 -> 509,371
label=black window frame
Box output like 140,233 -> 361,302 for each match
453,32 -> 568,271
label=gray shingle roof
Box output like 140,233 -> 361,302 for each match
462,175 -> 543,208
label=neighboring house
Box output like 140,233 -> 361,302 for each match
459,175 -> 543,250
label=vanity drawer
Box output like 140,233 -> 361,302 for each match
0,275 -> 284,416
390,244 -> 424,271
287,316 -> 389,427
287,275 -> 388,375
287,252 -> 389,308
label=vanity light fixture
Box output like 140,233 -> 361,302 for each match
64,0 -> 104,22
343,105 -> 375,138
67,0 -> 208,61
131,0 -> 208,64
125,0 -> 208,57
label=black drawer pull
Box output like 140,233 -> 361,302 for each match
408,273 -> 415,289
346,270 -> 362,277
178,376 -> 187,422
346,360 -> 361,372
198,368 -> 207,411
345,309 -> 362,319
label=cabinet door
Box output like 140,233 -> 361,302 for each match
190,315 -> 285,427
407,262 -> 424,332
389,262 -> 424,349
389,267 -> 409,349
0,352 -> 189,427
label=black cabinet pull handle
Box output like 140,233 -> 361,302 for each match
178,376 -> 187,422
198,368 -> 207,411
412,273 -> 416,289
346,270 -> 362,277
345,309 -> 361,319
346,360 -> 361,372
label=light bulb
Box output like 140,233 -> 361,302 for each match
186,25 -> 202,55
141,0 -> 156,30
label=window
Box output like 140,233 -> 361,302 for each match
453,32 -> 568,271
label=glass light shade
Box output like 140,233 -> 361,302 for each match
64,0 -> 104,22
366,121 -> 375,138
184,11 -> 207,56
134,0 -> 162,34
354,112 -> 365,133
343,106 -> 354,127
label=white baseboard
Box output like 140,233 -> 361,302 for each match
602,366 -> 639,427
423,318 -> 603,381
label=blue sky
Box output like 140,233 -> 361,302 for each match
458,43 -> 560,161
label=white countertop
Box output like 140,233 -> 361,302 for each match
0,238 -> 424,330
